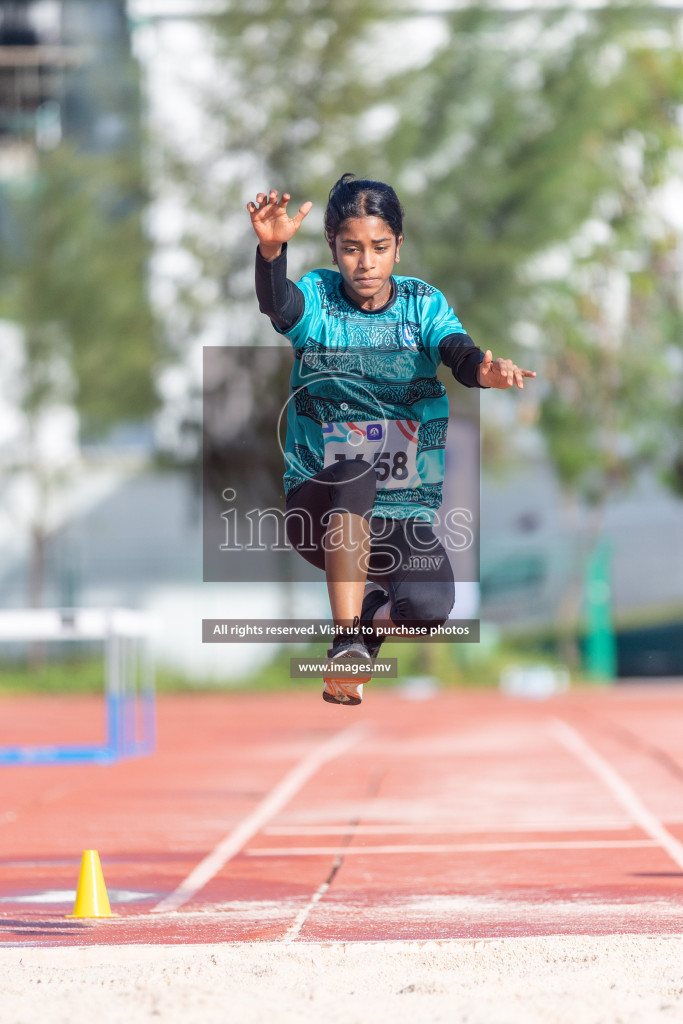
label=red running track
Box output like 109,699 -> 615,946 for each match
1,685 -> 683,946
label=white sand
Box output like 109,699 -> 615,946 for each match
2,935 -> 683,1023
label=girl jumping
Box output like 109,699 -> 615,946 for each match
248,174 -> 535,705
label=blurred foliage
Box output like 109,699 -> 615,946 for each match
366,3 -> 683,508
0,143 -> 159,436
176,0 -> 402,276
0,640 -> 540,693
0,655 -> 106,695
0,628 -> 616,693
370,6 -> 681,333
157,2 -> 683,664
0,656 -> 198,694
0,140 -> 161,608
164,0 -> 406,499
169,0 -> 683,515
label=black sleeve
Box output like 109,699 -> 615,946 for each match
254,243 -> 305,333
438,333 -> 489,389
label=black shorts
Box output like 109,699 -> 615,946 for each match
285,460 -> 454,628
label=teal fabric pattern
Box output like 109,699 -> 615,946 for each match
279,268 -> 469,522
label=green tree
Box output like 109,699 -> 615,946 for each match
0,143 -> 159,606
166,2 -> 683,657
366,3 -> 683,655
162,0 -> 403,503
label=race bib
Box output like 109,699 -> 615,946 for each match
322,419 -> 420,490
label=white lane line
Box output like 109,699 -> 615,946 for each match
151,722 -> 371,914
264,820 -> 635,836
550,717 -> 683,871
281,855 -> 343,944
246,839 -> 657,857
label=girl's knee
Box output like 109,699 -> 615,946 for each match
391,581 -> 454,627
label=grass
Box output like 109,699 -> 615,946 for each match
0,658 -> 105,695
0,657 -> 195,696
0,630 -> 583,695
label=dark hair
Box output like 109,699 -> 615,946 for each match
324,173 -> 404,242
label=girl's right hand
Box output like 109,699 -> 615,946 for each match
247,189 -> 313,259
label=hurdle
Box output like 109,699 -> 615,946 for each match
0,608 -> 156,765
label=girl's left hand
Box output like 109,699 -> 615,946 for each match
476,350 -> 536,389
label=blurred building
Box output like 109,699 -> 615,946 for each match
0,2 -> 60,167
0,0 -> 134,153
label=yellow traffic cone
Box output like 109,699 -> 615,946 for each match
67,850 -> 117,918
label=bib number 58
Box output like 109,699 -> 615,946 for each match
335,450 -> 409,482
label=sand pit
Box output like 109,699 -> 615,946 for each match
2,935 -> 683,1024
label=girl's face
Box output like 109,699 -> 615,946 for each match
330,216 -> 403,310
